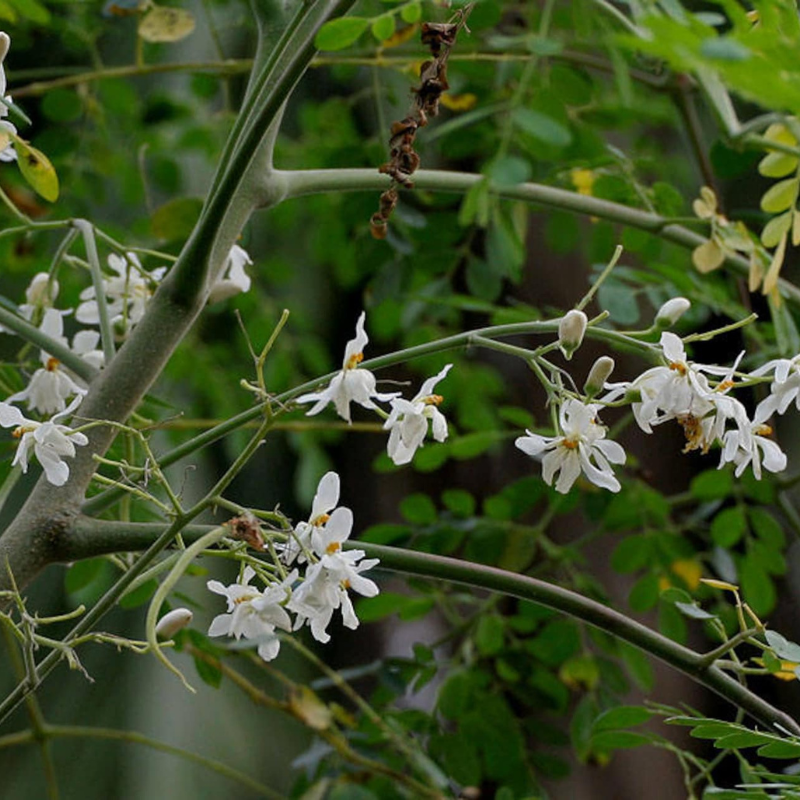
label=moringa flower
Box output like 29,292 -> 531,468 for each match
296,312 -> 398,422
0,395 -> 88,486
515,399 -> 625,494
284,471 -> 342,565
383,364 -> 452,465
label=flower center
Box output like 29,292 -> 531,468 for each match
562,436 -> 580,450
233,592 -> 258,605
716,379 -> 734,392
669,361 -> 687,376
423,394 -> 443,406
311,513 -> 330,527
755,423 -> 773,437
45,356 -> 60,372
12,425 -> 34,439
678,414 -> 707,453
326,541 -> 341,555
345,352 -> 364,370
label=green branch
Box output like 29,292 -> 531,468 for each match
278,167 -> 800,306
39,516 -> 800,738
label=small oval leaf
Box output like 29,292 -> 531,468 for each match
314,16 -> 369,51
138,6 -> 196,43
371,13 -> 395,42
758,150 -> 798,178
762,210 -> 792,248
761,177 -> 799,214
13,136 -> 59,202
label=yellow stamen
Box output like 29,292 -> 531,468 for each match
233,593 -> 258,605
311,513 -> 330,527
345,352 -> 364,370
46,356 -> 60,372
12,425 -> 34,439
326,541 -> 341,555
755,424 -> 773,436
423,394 -> 443,406
669,361 -> 687,376
716,379 -> 734,392
562,437 -> 579,450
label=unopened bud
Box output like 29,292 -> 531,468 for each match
655,297 -> 691,328
584,356 -> 615,398
558,309 -> 588,359
25,272 -> 58,306
155,608 -> 193,640
0,33 -> 10,64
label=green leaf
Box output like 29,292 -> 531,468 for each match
710,506 -> 747,548
151,196 -> 203,241
193,653 -> 222,688
674,601 -> 717,620
486,154 -> 531,187
441,488 -> 475,517
740,559 -> 776,616
65,558 -> 104,594
476,614 -> 505,656
371,13 -> 395,42
757,741 -> 800,758
399,493 -> 437,525
611,535 -> 651,573
314,16 -> 369,51
629,573 -> 659,612
437,672 -> 472,720
119,578 -> 158,609
401,2 -> 422,24
593,705 -> 652,732
761,177 -> 799,213
749,507 -> 785,549
512,107 -> 572,147
700,37 -> 750,62
8,0 -> 50,24
591,730 -> 651,750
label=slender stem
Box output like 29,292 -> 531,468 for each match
74,220 -> 115,364
0,724 -> 282,798
698,628 -> 761,669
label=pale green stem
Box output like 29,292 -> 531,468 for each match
74,220 -> 115,363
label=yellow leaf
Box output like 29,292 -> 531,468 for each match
12,136 -> 59,202
754,657 -> 799,681
138,5 -> 195,43
763,230 -> 788,296
692,238 -> 724,273
289,687 -> 333,731
793,209 -> 800,247
763,123 -> 798,148
382,23 -> 418,49
440,92 -> 478,112
700,578 -> 739,592
670,559 -> 702,590
758,150 -> 799,178
748,252 -> 765,292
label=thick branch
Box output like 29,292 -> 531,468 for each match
46,517 -> 800,737
278,167 -> 800,306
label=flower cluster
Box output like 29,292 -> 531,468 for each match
297,312 -> 453,465
1,243 -> 254,485
0,32 -> 17,163
207,472 -> 379,660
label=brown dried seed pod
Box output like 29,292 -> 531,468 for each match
226,515 -> 265,551
420,22 -> 457,55
370,213 -> 388,240
379,189 -> 398,215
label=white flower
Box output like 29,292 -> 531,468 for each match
284,471 -> 341,565
208,244 -> 253,304
155,608 -> 193,639
719,420 -> 787,479
0,395 -> 88,486
207,567 -> 295,662
753,355 -> 800,421
515,399 -> 626,494
6,309 -> 102,415
0,273 -> 60,335
605,332 -> 725,434
0,32 -> 16,163
296,312 -> 398,422
558,309 -> 587,359
383,364 -> 452,465
288,506 -> 379,644
655,297 -> 691,327
76,252 -> 166,335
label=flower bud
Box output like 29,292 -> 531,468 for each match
25,272 -> 58,307
558,309 -> 588,360
584,356 -> 615,398
0,33 -> 10,64
655,297 -> 691,328
155,608 -> 193,640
